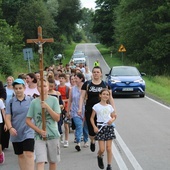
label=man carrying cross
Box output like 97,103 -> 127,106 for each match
26,26 -> 62,170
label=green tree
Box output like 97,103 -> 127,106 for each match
2,0 -> 32,25
46,0 -> 59,18
92,0 -> 118,46
55,0 -> 82,42
79,8 -> 97,42
0,0 -> 2,18
72,29 -> 83,43
114,0 -> 170,75
17,0 -> 56,41
0,19 -> 14,76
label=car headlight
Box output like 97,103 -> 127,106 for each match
134,79 -> 145,83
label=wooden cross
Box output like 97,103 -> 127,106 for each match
27,26 -> 54,134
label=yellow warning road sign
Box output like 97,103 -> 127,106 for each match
118,44 -> 126,52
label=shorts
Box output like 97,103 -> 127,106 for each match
12,138 -> 34,155
95,125 -> 116,141
85,106 -> 97,137
35,139 -> 60,163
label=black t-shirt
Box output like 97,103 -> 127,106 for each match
82,80 -> 110,107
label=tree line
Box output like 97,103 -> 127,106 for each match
0,0 -> 90,77
0,0 -> 169,77
92,0 -> 170,75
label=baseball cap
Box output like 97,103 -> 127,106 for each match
12,78 -> 25,86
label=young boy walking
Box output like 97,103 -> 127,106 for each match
5,78 -> 34,170
57,73 -> 70,148
26,79 -> 61,170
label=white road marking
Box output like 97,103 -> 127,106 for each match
115,129 -> 143,170
112,141 -> 128,170
145,96 -> 170,110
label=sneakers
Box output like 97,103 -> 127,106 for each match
75,145 -> 81,152
90,142 -> 95,152
0,152 -> 5,164
83,142 -> 89,148
63,141 -> 69,148
97,155 -> 104,169
106,165 -> 112,170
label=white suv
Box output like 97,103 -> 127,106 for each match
72,53 -> 87,65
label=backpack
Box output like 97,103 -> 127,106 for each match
56,85 -> 69,99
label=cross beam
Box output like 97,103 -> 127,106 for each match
27,27 -> 54,44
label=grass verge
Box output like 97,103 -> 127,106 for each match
62,42 -> 77,65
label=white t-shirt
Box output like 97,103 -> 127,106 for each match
92,103 -> 114,123
55,80 -> 60,86
0,99 -> 5,123
80,67 -> 85,74
84,71 -> 92,81
25,86 -> 40,97
65,82 -> 71,87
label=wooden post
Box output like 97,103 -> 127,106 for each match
26,26 -> 54,132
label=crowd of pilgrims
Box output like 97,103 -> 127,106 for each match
0,60 -> 116,170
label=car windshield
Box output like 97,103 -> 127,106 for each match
72,55 -> 85,58
111,67 -> 140,76
74,51 -> 84,54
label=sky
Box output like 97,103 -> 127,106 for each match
80,0 -> 96,9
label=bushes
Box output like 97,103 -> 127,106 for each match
0,43 -> 13,76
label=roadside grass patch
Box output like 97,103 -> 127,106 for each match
62,42 -> 77,64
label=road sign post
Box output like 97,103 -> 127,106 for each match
118,44 -> 126,65
23,48 -> 33,72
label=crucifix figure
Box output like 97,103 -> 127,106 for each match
27,26 -> 54,133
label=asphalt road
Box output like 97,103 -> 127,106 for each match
1,43 -> 170,170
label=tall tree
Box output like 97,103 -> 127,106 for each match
114,0 -> 170,75
17,0 -> 56,41
0,0 -> 2,18
2,0 -> 32,25
92,0 -> 118,46
79,8 -> 97,42
0,19 -> 23,76
55,0 -> 82,42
